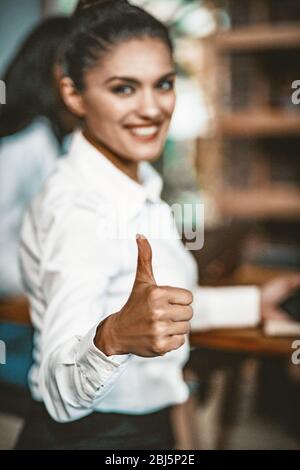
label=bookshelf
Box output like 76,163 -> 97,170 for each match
194,0 -> 300,272
205,0 -> 300,223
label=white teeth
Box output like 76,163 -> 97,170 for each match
130,126 -> 158,137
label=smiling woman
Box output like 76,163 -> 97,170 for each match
61,38 -> 176,179
15,0 -> 197,450
60,1 -> 176,181
13,0 -> 300,451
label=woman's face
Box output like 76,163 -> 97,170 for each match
73,37 -> 176,162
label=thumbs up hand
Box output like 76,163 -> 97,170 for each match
94,235 -> 193,358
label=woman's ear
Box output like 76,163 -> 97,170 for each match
60,77 -> 86,118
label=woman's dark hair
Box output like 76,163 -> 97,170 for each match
0,16 -> 71,138
62,0 -> 173,91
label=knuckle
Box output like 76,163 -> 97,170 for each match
147,285 -> 162,303
152,339 -> 167,356
150,306 -> 163,321
150,321 -> 163,338
157,286 -> 169,298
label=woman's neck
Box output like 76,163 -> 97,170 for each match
83,129 -> 140,183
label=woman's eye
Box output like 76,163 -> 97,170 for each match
112,85 -> 134,95
158,80 -> 174,91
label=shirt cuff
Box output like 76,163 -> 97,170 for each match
75,325 -> 131,396
191,285 -> 261,331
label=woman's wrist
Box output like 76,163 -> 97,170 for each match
94,313 -> 124,356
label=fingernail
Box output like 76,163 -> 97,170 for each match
136,233 -> 146,240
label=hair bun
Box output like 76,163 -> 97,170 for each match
75,0 -> 127,14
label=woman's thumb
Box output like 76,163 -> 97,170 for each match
135,234 -> 156,285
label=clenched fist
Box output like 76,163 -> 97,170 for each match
94,234 -> 193,357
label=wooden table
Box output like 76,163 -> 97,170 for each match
1,267 -> 298,450
0,296 -> 30,325
190,327 -> 295,357
1,297 -> 295,358
183,263 -> 300,449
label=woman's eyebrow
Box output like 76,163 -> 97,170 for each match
104,71 -> 176,85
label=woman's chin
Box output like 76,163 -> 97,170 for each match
129,146 -> 164,162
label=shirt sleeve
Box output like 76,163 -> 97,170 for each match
21,198 -> 131,422
190,285 -> 261,331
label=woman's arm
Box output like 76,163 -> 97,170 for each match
21,197 -> 194,422
21,197 -> 193,423
21,199 -> 131,422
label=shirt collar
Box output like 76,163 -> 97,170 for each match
67,131 -> 163,215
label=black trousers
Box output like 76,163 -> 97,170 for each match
15,400 -> 175,450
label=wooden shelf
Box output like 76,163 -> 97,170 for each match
231,263 -> 299,286
219,110 -> 300,137
216,23 -> 300,51
218,188 -> 300,220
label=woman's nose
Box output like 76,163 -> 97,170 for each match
137,90 -> 162,120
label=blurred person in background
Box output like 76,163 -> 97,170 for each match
0,16 -> 78,391
0,15 -> 77,297
15,0 -> 300,450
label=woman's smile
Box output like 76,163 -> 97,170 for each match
124,123 -> 162,141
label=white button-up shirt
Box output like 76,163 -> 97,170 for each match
20,132 -> 260,423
